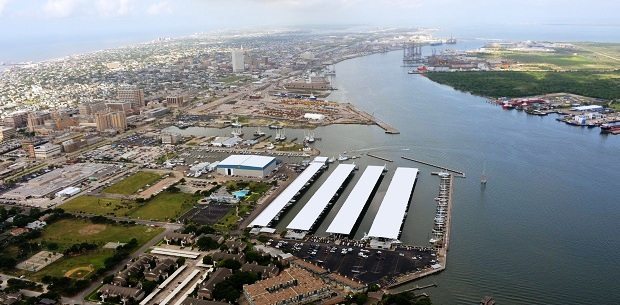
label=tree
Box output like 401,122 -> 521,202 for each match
203,256 -> 213,265
196,236 -> 220,251
218,259 -> 241,270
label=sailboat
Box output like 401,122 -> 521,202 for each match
481,161 -> 488,185
254,127 -> 265,136
231,127 -> 243,137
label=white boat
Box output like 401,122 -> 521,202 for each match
337,154 -> 349,161
266,143 -> 275,150
231,119 -> 243,128
327,156 -> 335,163
254,127 -> 265,136
275,129 -> 287,141
231,127 -> 243,137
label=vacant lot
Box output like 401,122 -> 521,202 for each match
103,171 -> 162,195
61,191 -> 200,221
26,218 -> 162,280
129,191 -> 199,221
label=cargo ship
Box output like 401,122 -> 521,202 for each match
600,123 -> 620,134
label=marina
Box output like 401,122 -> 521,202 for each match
248,160 -> 326,228
366,153 -> 394,162
401,155 -> 465,177
366,167 -> 419,246
325,165 -> 386,236
286,163 -> 356,233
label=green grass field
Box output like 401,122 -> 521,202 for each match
61,191 -> 200,221
60,196 -> 135,216
129,192 -> 199,221
26,218 -> 162,281
102,171 -> 162,195
477,43 -> 620,71
426,70 -> 620,99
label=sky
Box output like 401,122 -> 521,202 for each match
0,0 -> 619,61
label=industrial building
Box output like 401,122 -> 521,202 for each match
33,143 -> 61,159
2,163 -> 118,200
217,155 -> 276,178
117,85 -> 145,108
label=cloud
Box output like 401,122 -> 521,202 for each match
43,0 -> 80,18
147,0 -> 172,16
0,0 -> 10,15
96,0 -> 133,17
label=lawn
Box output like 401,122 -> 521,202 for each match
61,191 -> 200,221
26,218 -> 163,281
102,171 -> 162,195
61,196 -> 136,216
129,191 -> 200,221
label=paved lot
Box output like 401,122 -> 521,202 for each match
180,204 -> 232,225
266,239 -> 436,285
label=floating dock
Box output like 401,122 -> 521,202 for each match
401,156 -> 465,177
248,160 -> 326,228
286,164 -> 356,232
367,167 -> 419,240
367,153 -> 393,162
326,166 -> 385,236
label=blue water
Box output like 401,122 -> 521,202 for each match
323,50 -> 620,305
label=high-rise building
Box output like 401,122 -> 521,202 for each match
3,111 -> 29,128
232,49 -> 245,73
27,112 -> 50,132
95,111 -> 126,132
79,100 -> 107,116
117,85 -> 145,109
0,126 -> 15,142
106,101 -> 133,113
165,96 -> 185,107
95,112 -> 112,132
109,111 -> 127,132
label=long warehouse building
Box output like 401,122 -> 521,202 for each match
286,163 -> 356,232
326,165 -> 385,236
367,167 -> 419,240
248,160 -> 326,228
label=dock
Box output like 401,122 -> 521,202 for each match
401,156 -> 465,177
366,153 -> 393,162
384,174 -> 454,289
375,117 -> 400,134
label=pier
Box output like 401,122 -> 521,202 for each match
384,174 -> 454,289
366,153 -> 393,162
354,108 -> 400,134
401,156 -> 465,177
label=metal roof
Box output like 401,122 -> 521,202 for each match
367,167 -> 418,240
248,162 -> 324,227
325,166 -> 384,235
218,154 -> 275,169
286,164 -> 356,231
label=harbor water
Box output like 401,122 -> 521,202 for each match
167,49 -> 620,304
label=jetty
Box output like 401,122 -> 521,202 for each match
367,153 -> 393,162
401,156 -> 465,177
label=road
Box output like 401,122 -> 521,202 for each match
66,224 -> 177,305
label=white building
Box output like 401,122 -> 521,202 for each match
217,155 -> 277,178
232,49 -> 245,73
304,113 -> 325,121
34,143 -> 61,159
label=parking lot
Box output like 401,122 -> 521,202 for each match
265,239 -> 436,285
